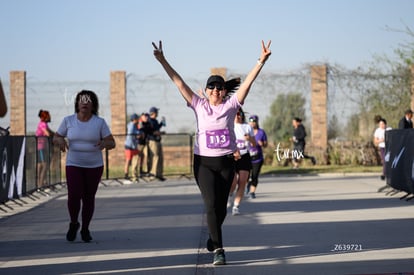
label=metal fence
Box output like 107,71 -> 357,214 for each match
0,133 -> 193,205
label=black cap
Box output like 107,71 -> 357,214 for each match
149,107 -> 159,113
130,113 -> 139,120
206,75 -> 225,86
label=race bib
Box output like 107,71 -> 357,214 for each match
249,147 -> 259,156
206,129 -> 230,149
236,139 -> 247,150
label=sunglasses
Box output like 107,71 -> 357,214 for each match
249,119 -> 257,122
207,84 -> 224,91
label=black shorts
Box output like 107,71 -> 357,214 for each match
235,153 -> 252,172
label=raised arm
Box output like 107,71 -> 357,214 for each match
152,41 -> 194,104
0,78 -> 8,117
237,40 -> 272,104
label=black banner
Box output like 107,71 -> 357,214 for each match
385,129 -> 414,194
0,136 -> 26,202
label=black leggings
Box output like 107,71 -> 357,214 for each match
250,160 -> 264,187
193,154 -> 235,250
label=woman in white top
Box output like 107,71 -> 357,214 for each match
373,118 -> 391,180
229,108 -> 255,215
54,90 -> 116,243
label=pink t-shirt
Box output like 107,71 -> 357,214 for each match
36,121 -> 48,150
189,94 -> 241,157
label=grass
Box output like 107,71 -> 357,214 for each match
157,164 -> 381,177
101,164 -> 383,179
260,164 -> 382,176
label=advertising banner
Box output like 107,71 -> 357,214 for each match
385,129 -> 414,194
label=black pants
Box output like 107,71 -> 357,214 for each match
193,154 -> 235,250
294,144 -> 314,160
250,160 -> 264,187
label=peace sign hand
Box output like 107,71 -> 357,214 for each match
152,40 -> 164,61
259,40 -> 272,64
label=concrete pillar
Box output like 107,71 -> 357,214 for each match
110,71 -> 126,135
311,65 -> 328,155
9,71 -> 26,135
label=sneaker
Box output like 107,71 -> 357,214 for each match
250,192 -> 256,199
213,248 -> 226,265
206,237 -> 214,252
232,206 -> 240,215
156,176 -> 166,181
80,229 -> 92,243
66,222 -> 80,242
123,179 -> 133,185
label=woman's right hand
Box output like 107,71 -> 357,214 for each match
259,40 -> 272,64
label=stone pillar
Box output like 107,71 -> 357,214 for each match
110,71 -> 126,135
411,65 -> 414,113
9,71 -> 26,135
108,71 -> 127,172
210,68 -> 227,80
311,65 -> 328,158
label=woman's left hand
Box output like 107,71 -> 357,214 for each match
152,41 -> 164,62
97,140 -> 106,151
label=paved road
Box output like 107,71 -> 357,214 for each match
0,174 -> 413,275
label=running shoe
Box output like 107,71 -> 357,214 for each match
213,248 -> 226,265
232,206 -> 240,215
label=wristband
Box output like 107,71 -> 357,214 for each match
257,59 -> 264,66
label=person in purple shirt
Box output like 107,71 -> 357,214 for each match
247,114 -> 268,199
152,40 -> 271,265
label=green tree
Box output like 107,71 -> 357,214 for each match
344,113 -> 360,140
328,114 -> 341,140
340,24 -> 413,137
263,92 -> 306,143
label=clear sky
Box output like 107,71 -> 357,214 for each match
1,0 -> 414,82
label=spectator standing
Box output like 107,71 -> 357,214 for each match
147,106 -> 166,181
138,113 -> 152,177
247,114 -> 268,198
53,90 -> 116,243
152,39 -> 271,265
36,110 -> 54,189
398,109 -> 413,129
124,113 -> 142,183
374,118 -> 392,180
